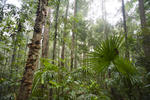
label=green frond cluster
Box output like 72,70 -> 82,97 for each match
88,35 -> 137,77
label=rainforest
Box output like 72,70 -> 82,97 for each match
0,0 -> 150,100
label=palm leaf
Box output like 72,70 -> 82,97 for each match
88,35 -> 124,72
113,57 -> 137,77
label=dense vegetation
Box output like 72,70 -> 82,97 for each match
0,0 -> 150,100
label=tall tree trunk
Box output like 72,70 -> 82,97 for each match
49,0 -> 60,100
16,0 -> 48,100
41,7 -> 51,98
74,33 -> 77,68
121,0 -> 129,59
10,34 -> 17,77
42,7 -> 51,58
138,0 -> 150,72
61,0 -> 69,67
52,0 -> 60,64
122,1 -> 132,100
71,0 -> 77,70
10,20 -> 22,76
138,0 -> 146,28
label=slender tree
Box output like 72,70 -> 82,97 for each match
49,0 -> 60,99
61,0 -> 69,67
121,1 -> 132,100
138,0 -> 146,28
41,7 -> 51,98
52,0 -> 60,64
16,0 -> 48,100
121,0 -> 129,59
42,7 -> 51,58
71,0 -> 78,70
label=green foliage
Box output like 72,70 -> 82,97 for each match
88,35 -> 137,77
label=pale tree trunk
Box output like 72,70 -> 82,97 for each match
71,0 -> 77,70
42,7 -> 51,58
61,0 -> 69,67
41,7 -> 51,98
138,0 -> 150,72
16,0 -> 48,100
49,0 -> 60,100
122,1 -> 131,100
121,0 -> 129,59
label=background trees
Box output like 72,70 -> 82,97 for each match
0,0 -> 150,100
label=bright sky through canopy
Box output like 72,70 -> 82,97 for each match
7,0 -> 129,25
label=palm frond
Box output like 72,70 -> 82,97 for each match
88,35 -> 124,72
113,57 -> 137,77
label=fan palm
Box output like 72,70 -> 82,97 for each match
88,35 -> 137,77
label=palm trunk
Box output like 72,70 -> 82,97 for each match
61,0 -> 69,67
16,0 -> 48,100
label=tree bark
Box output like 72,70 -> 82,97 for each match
61,0 -> 69,67
16,0 -> 48,100
71,0 -> 77,70
121,0 -> 129,59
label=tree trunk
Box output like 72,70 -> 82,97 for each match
52,0 -> 60,64
61,0 -> 69,67
121,0 -> 129,59
16,0 -> 48,100
42,7 -> 51,58
71,0 -> 77,70
41,7 -> 51,99
74,33 -> 77,68
49,0 -> 60,99
138,0 -> 150,72
138,0 -> 146,28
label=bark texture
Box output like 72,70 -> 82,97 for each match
16,0 -> 48,100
